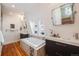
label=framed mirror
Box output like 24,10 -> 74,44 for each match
52,3 -> 75,25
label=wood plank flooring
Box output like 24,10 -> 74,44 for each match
1,42 -> 28,56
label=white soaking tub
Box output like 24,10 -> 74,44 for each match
20,37 -> 46,56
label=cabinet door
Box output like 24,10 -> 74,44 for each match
46,40 -> 68,56
46,44 -> 57,56
46,40 -> 58,56
54,42 -> 70,56
67,45 -> 79,56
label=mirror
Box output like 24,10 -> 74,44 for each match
52,3 -> 74,25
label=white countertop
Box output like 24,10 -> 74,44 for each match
31,34 -> 79,47
45,36 -> 79,47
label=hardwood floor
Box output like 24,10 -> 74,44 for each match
1,42 -> 28,56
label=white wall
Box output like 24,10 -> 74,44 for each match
0,4 -> 1,30
25,3 -> 79,40
2,13 -> 22,44
1,4 -> 27,44
2,3 -> 79,43
38,3 -> 79,40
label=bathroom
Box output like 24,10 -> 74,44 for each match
0,3 -> 79,56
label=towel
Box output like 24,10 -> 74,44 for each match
0,31 -> 4,43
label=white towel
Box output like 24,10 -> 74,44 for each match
0,31 -> 4,43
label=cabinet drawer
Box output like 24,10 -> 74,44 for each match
46,40 -> 68,47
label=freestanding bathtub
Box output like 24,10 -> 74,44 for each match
20,37 -> 46,56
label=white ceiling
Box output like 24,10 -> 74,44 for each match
2,3 -> 59,15
2,3 -> 40,15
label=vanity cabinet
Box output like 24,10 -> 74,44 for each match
46,40 -> 79,56
20,33 -> 29,39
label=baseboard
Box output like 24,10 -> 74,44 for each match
3,40 -> 20,45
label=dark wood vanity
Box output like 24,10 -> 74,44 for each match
20,33 -> 29,39
46,39 -> 79,56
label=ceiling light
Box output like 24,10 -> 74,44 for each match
18,14 -> 24,21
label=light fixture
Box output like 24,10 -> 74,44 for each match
18,14 -> 24,21
21,15 -> 24,21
